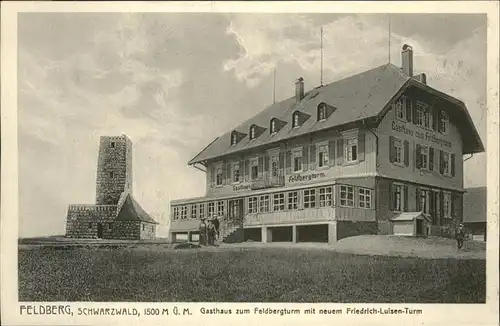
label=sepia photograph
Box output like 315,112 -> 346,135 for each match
2,3 -> 498,323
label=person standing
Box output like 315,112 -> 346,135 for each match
207,220 -> 216,246
456,223 -> 466,250
213,216 -> 220,241
199,218 -> 207,246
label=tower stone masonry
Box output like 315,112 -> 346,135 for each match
65,134 -> 158,240
95,135 -> 133,205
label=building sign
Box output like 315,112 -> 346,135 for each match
391,121 -> 452,149
288,172 -> 327,183
232,183 -> 251,192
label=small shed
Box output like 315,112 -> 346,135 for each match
391,212 -> 431,237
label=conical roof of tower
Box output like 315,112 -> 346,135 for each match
115,193 -> 158,224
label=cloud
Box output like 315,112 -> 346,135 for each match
17,13 -> 209,237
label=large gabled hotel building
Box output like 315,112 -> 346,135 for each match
170,45 -> 484,243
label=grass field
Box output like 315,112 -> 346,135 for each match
18,245 -> 485,303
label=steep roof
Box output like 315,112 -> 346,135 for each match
189,63 -> 483,164
463,186 -> 486,223
115,193 -> 158,224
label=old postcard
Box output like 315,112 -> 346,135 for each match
1,1 -> 499,325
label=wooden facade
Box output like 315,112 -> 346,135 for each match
170,47 -> 482,243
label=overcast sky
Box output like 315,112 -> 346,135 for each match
18,13 -> 487,237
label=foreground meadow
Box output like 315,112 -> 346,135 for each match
18,245 -> 485,303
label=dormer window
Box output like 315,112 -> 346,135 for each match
292,112 -> 300,128
318,103 -> 327,121
249,125 -> 256,140
270,119 -> 277,134
110,141 -> 115,148
231,131 -> 238,146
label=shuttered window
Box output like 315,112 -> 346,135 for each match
345,138 -> 358,163
317,144 -> 329,167
293,150 -> 303,172
443,192 -> 452,219
395,97 -> 406,120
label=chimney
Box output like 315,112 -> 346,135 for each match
295,77 -> 304,102
414,73 -> 427,84
401,44 -> 413,77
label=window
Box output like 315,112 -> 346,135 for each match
340,185 -> 354,207
293,150 -> 303,172
250,126 -> 256,140
288,191 -> 299,210
319,187 -> 333,207
271,119 -> 277,134
292,112 -> 300,128
273,193 -> 285,211
191,205 -> 197,219
109,171 -> 114,178
415,101 -> 430,128
250,158 -> 259,180
259,195 -> 270,213
248,197 -> 258,214
317,144 -> 329,168
303,189 -> 316,209
216,168 -> 223,186
358,188 -> 372,209
217,201 -> 225,216
107,222 -> 113,231
394,138 -> 404,164
395,97 -> 405,120
231,132 -> 238,146
392,185 -> 403,211
142,224 -> 145,231
88,222 -> 93,229
199,203 -> 205,219
439,110 -> 448,134
173,207 -> 179,220
318,104 -> 326,121
208,202 -> 215,217
443,192 -> 452,218
345,138 -> 358,163
420,146 -> 429,170
441,152 -> 451,175
271,155 -> 279,177
110,141 -> 115,148
419,189 -> 429,214
180,206 -> 188,219
233,163 -> 240,183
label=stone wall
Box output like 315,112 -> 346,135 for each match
95,135 -> 133,205
140,222 -> 156,240
66,205 -> 117,238
111,221 -> 141,240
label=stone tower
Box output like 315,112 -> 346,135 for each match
95,134 -> 133,205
